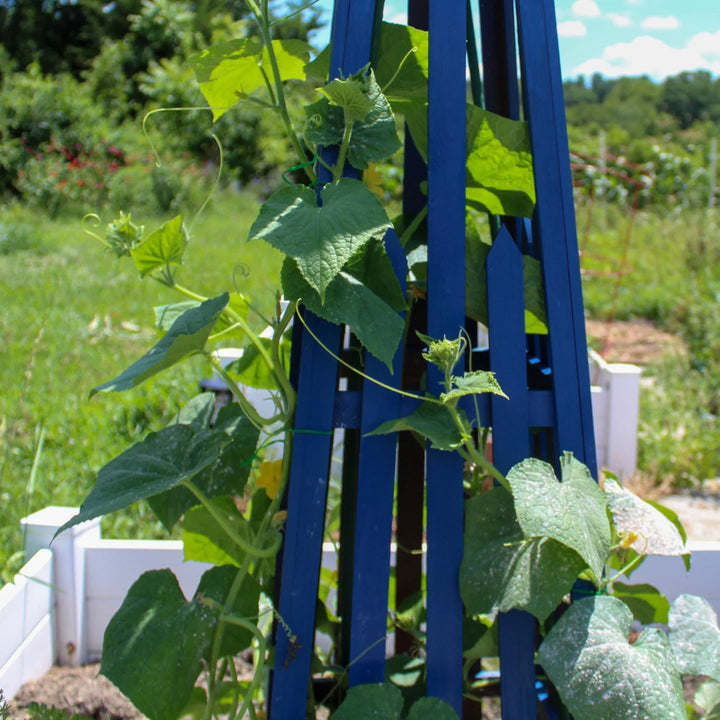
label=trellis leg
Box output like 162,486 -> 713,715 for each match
269,314 -> 342,719
269,1 -> 385,716
487,227 -> 538,718
347,229 -> 407,685
515,0 -> 597,471
425,0 -> 466,713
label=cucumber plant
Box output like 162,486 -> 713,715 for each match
59,2 -> 720,719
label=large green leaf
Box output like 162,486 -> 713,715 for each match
190,38 -> 311,120
155,292 -> 248,341
604,476 -> 686,557
281,239 -> 404,371
465,105 -> 536,218
374,22 -> 429,104
441,371 -> 506,403
227,335 -> 291,390
464,218 -> 547,333
249,179 -> 392,301
460,487 -> 587,622
54,422 -> 232,536
407,697 -> 459,720
538,595 -> 686,720
507,454 -> 612,579
130,215 -> 186,277
101,566 -> 259,720
91,294 -> 229,396
369,401 -> 466,451
694,681 -> 720,719
149,403 -> 260,530
612,582 -> 670,624
332,683 -> 404,720
182,498 -> 251,567
669,594 -> 720,680
305,69 -> 401,169
400,102 -> 535,218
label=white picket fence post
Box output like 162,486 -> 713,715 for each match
590,350 -> 641,478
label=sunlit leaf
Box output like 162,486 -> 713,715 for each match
101,567 -> 259,720
460,487 -> 586,622
605,476 -> 686,556
538,595 -> 685,720
131,215 -> 187,277
91,294 -> 229,396
669,594 -> 720,680
190,38 -> 311,121
249,179 -> 392,302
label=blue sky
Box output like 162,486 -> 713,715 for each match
311,1 -> 720,80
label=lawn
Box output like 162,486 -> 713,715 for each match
0,189 -> 283,581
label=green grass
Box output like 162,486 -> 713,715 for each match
0,189 -> 282,582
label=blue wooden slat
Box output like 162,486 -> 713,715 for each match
348,234 -> 407,685
425,0 -> 466,712
270,312 -> 342,719
478,0 -> 519,120
515,0 -> 597,475
270,1 -> 384,715
487,227 -> 538,718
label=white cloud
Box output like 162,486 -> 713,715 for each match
687,30 -> 720,58
386,11 -> 408,25
558,20 -> 588,38
641,15 -> 680,30
571,34 -> 720,80
607,13 -> 632,28
572,0 -> 601,18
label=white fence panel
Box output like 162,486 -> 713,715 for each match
0,549 -> 54,700
83,540 -> 209,659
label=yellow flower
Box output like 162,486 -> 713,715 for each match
256,459 -> 283,499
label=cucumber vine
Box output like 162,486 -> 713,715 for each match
59,3 -> 719,720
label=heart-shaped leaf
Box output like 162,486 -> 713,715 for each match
281,238 -> 405,370
374,22 -> 429,104
605,476 -> 686,556
54,422 -> 232,536
305,69 -> 401,169
91,294 -> 229,396
130,215 -> 186,277
101,566 -> 259,720
612,582 -> 670,624
249,179 -> 392,302
694,680 -> 720,719
149,403 -> 260,530
407,697 -> 459,720
182,498 -> 252,567
441,370 -> 507,403
332,683 -> 404,720
538,595 -> 686,720
190,38 -> 311,120
669,594 -> 720,680
369,401 -> 466,451
507,453 -> 612,579
460,487 -> 587,622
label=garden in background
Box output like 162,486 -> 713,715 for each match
1,0 -> 720,584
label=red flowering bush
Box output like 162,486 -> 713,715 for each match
13,139 -> 126,215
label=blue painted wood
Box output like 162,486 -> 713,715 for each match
479,0 -> 519,120
487,227 -> 538,718
425,0 -> 466,713
515,0 -> 597,475
269,312 -> 342,719
269,1 -> 385,716
348,231 -> 407,685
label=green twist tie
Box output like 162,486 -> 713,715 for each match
282,153 -> 319,187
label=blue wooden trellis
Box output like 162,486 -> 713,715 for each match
269,0 -> 597,717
